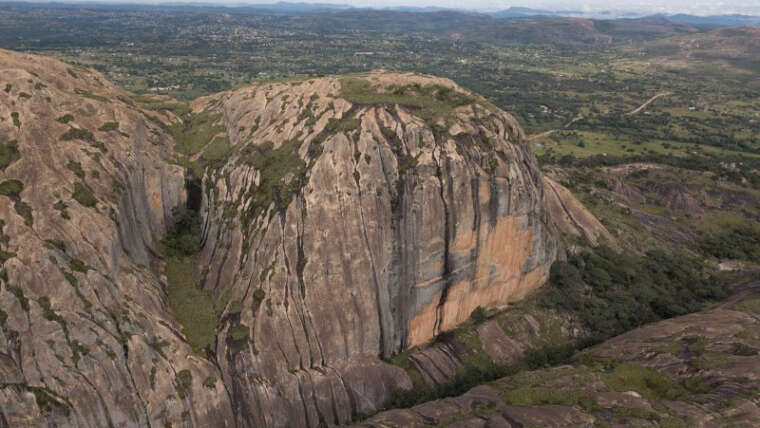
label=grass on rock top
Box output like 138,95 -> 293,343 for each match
338,77 -> 490,125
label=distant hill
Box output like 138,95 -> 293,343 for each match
0,2 -> 758,26
461,17 -> 699,46
631,26 -> 760,77
489,7 -> 562,18
661,13 -> 760,28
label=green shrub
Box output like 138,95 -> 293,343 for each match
201,136 -> 234,168
72,182 -> 97,207
45,239 -> 66,252
175,369 -> 193,399
56,114 -> 74,124
66,160 -> 85,178
0,179 -> 23,197
70,259 -> 91,273
53,200 -> 70,219
74,89 -> 108,103
98,121 -> 119,132
612,407 -> 659,420
733,296 -> 760,314
241,139 -> 306,220
324,113 -> 361,134
503,386 -> 583,406
60,128 -> 94,142
0,140 -> 20,170
682,376 -> 712,394
162,210 -> 202,257
8,285 -> 30,311
542,246 -> 726,342
684,335 -> 707,355
202,376 -> 216,389
470,306 -> 487,323
389,362 -> 516,409
11,112 -> 20,128
130,95 -> 191,116
28,386 -> 70,416
523,343 -> 577,370
14,201 -> 33,226
700,225 -> 760,261
732,343 -> 758,356
148,339 -> 169,358
228,324 -> 249,341
0,250 -> 16,264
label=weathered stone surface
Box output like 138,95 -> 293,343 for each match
1,53 -> 560,427
195,72 -> 559,426
358,284 -> 760,427
543,176 -> 618,249
404,313 -> 547,388
0,49 -> 234,427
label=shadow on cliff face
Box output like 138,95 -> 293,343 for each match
185,175 -> 203,213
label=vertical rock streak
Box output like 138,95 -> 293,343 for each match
193,74 -> 558,426
0,57 -> 557,428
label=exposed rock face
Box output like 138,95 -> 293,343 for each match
0,49 -> 234,427
542,176 -> 618,249
0,51 -> 558,427
194,72 -> 558,425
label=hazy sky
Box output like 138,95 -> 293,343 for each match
332,0 -> 760,15
7,0 -> 760,15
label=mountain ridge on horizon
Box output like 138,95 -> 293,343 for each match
1,0 -> 759,24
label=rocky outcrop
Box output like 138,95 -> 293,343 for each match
405,314 -> 543,386
0,49 -> 234,427
0,52 -> 559,427
194,72 -> 558,425
358,282 -> 760,427
542,176 -> 618,249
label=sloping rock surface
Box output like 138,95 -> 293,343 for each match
0,49 -> 234,427
0,52 -> 558,427
543,176 -> 617,249
358,283 -> 760,427
196,72 -> 558,426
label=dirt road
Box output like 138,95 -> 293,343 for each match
626,92 -> 672,116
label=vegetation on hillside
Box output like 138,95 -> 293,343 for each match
161,209 -> 216,354
542,246 -> 726,342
